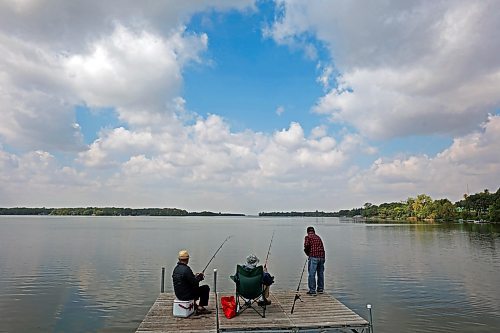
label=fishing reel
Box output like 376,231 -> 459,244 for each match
290,292 -> 303,314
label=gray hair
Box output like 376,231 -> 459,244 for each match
246,254 -> 259,265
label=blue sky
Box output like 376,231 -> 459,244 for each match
1,1 -> 499,213
183,6 -> 326,134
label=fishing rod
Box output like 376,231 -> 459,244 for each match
264,230 -> 275,269
290,258 -> 308,314
201,235 -> 232,274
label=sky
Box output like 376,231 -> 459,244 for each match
1,0 -> 499,214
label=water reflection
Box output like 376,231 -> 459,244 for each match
0,216 -> 499,332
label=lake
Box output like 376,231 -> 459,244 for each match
0,216 -> 499,332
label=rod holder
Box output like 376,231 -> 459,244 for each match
214,269 -> 219,333
161,267 -> 165,293
367,304 -> 373,333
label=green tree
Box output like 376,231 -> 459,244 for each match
488,188 -> 500,222
432,199 -> 457,221
409,194 -> 433,220
362,203 -> 378,218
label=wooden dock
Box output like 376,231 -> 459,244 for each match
136,290 -> 370,332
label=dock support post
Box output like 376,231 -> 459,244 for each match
214,269 -> 219,333
161,267 -> 165,293
367,304 -> 373,333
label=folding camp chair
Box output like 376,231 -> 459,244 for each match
230,264 -> 267,318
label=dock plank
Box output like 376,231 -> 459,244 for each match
136,290 -> 369,332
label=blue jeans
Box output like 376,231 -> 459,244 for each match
308,257 -> 325,293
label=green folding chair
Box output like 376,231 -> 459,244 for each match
230,264 -> 266,318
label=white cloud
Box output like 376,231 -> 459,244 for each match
0,1 -> 254,51
349,115 -> 500,203
2,112 -> 498,212
49,117 -> 354,211
316,63 -> 334,90
0,1 -> 252,152
313,66 -> 500,140
273,122 -> 304,149
78,118 -> 349,181
276,105 -> 285,116
78,127 -> 157,168
0,84 -> 84,151
269,0 -> 500,139
0,33 -> 83,150
64,25 -> 208,123
0,149 -> 97,207
257,122 -> 346,178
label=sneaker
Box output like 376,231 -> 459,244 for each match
258,299 -> 271,306
306,291 -> 317,296
317,290 -> 324,294
195,307 -> 212,315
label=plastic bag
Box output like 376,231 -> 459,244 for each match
220,295 -> 236,319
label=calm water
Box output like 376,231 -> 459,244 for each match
0,216 -> 499,332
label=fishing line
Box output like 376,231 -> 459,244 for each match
264,230 -> 275,269
201,235 -> 232,274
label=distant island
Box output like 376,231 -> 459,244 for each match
0,207 -> 244,217
259,211 -> 339,217
260,187 -> 500,223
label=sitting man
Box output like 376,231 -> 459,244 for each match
172,250 -> 211,315
242,254 -> 274,305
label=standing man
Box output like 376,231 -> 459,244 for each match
303,226 -> 325,295
172,250 -> 211,314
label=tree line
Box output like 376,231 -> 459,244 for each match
260,188 -> 500,223
0,207 -> 244,217
259,211 -> 338,217
2,187 -> 498,222
357,188 -> 499,222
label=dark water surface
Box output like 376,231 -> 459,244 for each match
0,216 -> 499,332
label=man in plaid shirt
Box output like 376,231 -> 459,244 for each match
303,226 -> 325,295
